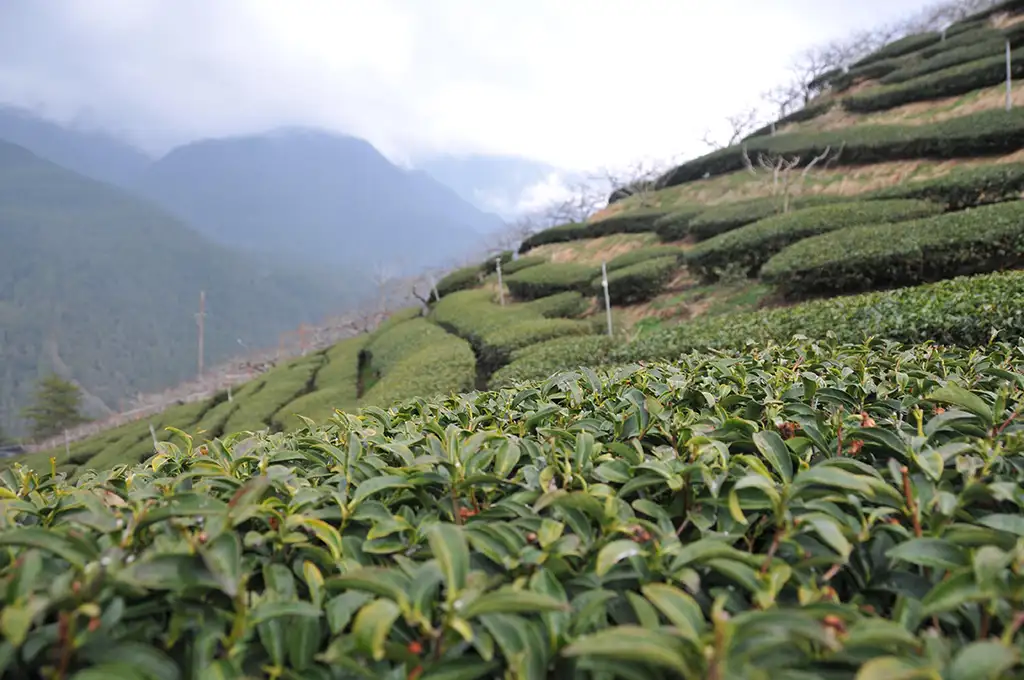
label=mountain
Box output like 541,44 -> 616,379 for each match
0,106 -> 150,187
416,153 -> 562,220
133,128 -> 505,271
0,139 -> 361,436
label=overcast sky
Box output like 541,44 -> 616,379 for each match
0,0 -> 934,172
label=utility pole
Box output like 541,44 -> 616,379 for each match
496,257 -> 505,306
196,290 -> 206,378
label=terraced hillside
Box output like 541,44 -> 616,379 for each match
12,0 -> 1024,476
6,3 -> 1024,675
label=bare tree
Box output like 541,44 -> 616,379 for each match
593,157 -> 675,208
701,107 -> 766,150
545,180 -> 607,224
741,143 -> 845,213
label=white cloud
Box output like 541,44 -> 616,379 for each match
0,0 -> 936,170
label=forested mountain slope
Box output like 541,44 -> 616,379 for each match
0,139 -> 357,435
134,128 -> 505,271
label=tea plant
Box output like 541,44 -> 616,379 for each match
2,339 -> 1023,678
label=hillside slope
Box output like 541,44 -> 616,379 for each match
15,0 -> 1024,469
0,139 -> 359,436
134,128 -> 505,271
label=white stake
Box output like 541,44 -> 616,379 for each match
601,262 -> 613,337
496,257 -> 505,306
64,429 -> 70,459
227,384 -> 233,402
149,423 -> 158,448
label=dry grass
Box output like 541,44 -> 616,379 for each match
789,85 -> 1024,134
531,232 -> 659,264
610,148 -> 1024,215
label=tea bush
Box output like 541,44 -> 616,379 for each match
489,334 -> 617,388
522,291 -> 590,319
481,250 -> 514,274
657,107 -> 1024,187
743,101 -> 833,139
652,207 -> 705,241
437,265 -> 483,297
363,319 -> 451,377
312,336 -> 367,391
687,195 -> 843,240
275,337 -> 367,430
613,268 -> 1024,363
606,245 -> 687,271
685,199 -> 944,281
829,57 -> 908,92
501,255 -> 547,275
4,339 -> 1024,677
432,290 -> 592,377
361,332 -> 476,408
760,200 -> 1024,297
222,355 -> 323,434
869,161 -> 1024,209
851,30 -> 941,67
845,47 -> 1024,113
879,38 -> 1009,84
595,256 -> 680,306
519,210 -> 670,253
518,223 -> 588,251
505,262 -> 602,300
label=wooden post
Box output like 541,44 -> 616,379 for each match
601,262 -> 613,337
496,257 -> 505,306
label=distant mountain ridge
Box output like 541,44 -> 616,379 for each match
0,109 -> 517,435
0,106 -> 151,187
131,128 -> 504,272
0,137 -> 359,436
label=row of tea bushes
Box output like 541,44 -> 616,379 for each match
3,338 -> 1023,676
656,107 -> 1024,187
685,199 -> 944,281
759,199 -> 1024,297
431,289 -> 592,377
615,268 -> 1024,364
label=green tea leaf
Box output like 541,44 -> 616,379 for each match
640,583 -> 704,642
0,527 -> 96,567
350,475 -> 410,506
561,626 -> 693,674
886,538 -> 968,570
352,598 -> 401,662
250,601 -> 321,625
926,384 -> 993,426
947,641 -> 1019,680
753,430 -> 793,482
428,524 -> 470,601
978,513 -> 1024,536
595,539 -> 646,577
419,661 -> 501,680
200,532 -> 242,597
461,588 -> 568,619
